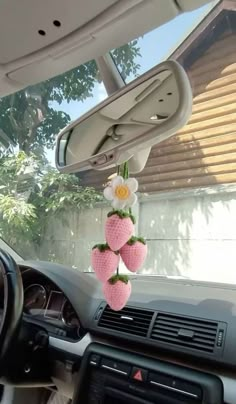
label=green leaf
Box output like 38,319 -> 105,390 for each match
108,274 -> 129,285
0,151 -> 102,253
92,243 -> 110,252
107,210 -> 136,224
127,236 -> 146,245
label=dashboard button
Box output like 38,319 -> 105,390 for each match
149,372 -> 201,399
149,372 -> 172,387
89,354 -> 101,367
131,367 -> 148,382
56,328 -> 66,337
174,379 -> 202,399
101,358 -> 131,376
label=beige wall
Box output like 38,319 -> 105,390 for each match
38,184 -> 236,284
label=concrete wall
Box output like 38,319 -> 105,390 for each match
38,205 -> 110,269
38,184 -> 236,284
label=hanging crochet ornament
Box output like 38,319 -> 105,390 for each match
103,274 -> 132,312
91,161 -> 148,311
120,236 -> 147,273
104,175 -> 138,209
105,210 -> 135,251
91,244 -> 119,282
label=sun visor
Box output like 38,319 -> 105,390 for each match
0,0 -> 214,95
0,0 -> 118,65
0,0 -> 181,95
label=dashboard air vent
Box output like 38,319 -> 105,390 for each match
98,305 -> 154,337
151,312 -> 218,353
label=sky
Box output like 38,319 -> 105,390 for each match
48,1 -> 218,163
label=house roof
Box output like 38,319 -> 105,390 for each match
170,0 -> 236,67
162,0 -> 219,61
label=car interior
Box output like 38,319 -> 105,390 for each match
0,0 -> 236,403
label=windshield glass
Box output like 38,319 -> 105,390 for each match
1,0 -> 235,285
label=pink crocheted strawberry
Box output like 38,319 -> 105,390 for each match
105,210 -> 135,251
91,244 -> 119,282
120,237 -> 147,272
103,275 -> 131,311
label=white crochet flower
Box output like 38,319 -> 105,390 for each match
104,175 -> 138,209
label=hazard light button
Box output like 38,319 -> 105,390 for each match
131,367 -> 148,382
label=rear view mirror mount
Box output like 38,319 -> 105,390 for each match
56,60 -> 192,174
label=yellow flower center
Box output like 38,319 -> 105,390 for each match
115,184 -> 130,200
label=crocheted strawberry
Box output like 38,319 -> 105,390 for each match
120,236 -> 147,272
103,275 -> 131,311
91,244 -> 119,282
105,210 -> 135,251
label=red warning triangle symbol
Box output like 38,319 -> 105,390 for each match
133,370 -> 143,381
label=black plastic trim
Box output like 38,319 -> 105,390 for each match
72,343 -> 224,404
0,249 -> 23,373
93,304 -> 227,363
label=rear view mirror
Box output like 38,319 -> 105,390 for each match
56,60 -> 192,174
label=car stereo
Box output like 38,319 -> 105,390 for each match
72,343 -> 223,404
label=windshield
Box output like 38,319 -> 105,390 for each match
1,1 -> 235,285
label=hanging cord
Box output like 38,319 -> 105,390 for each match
115,162 -> 129,277
122,162 -> 133,215
123,161 -> 129,180
116,165 -> 121,277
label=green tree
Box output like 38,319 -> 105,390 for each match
0,43 -> 141,154
0,152 -> 102,258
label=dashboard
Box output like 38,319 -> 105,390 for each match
13,260 -> 236,404
22,267 -> 82,341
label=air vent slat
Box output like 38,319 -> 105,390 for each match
157,317 -> 217,331
151,312 -> 218,354
101,314 -> 151,325
155,336 -> 214,352
119,307 -> 153,314
98,305 -> 154,337
152,330 -> 215,346
99,324 -> 147,336
101,315 -> 152,323
102,311 -> 153,319
99,319 -> 149,331
153,323 -> 217,338
106,312 -> 154,320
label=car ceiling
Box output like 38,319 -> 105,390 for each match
0,0 -> 217,97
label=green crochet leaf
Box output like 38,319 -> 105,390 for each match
108,274 -> 129,285
127,236 -> 146,245
107,210 -> 136,224
92,243 -> 119,255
